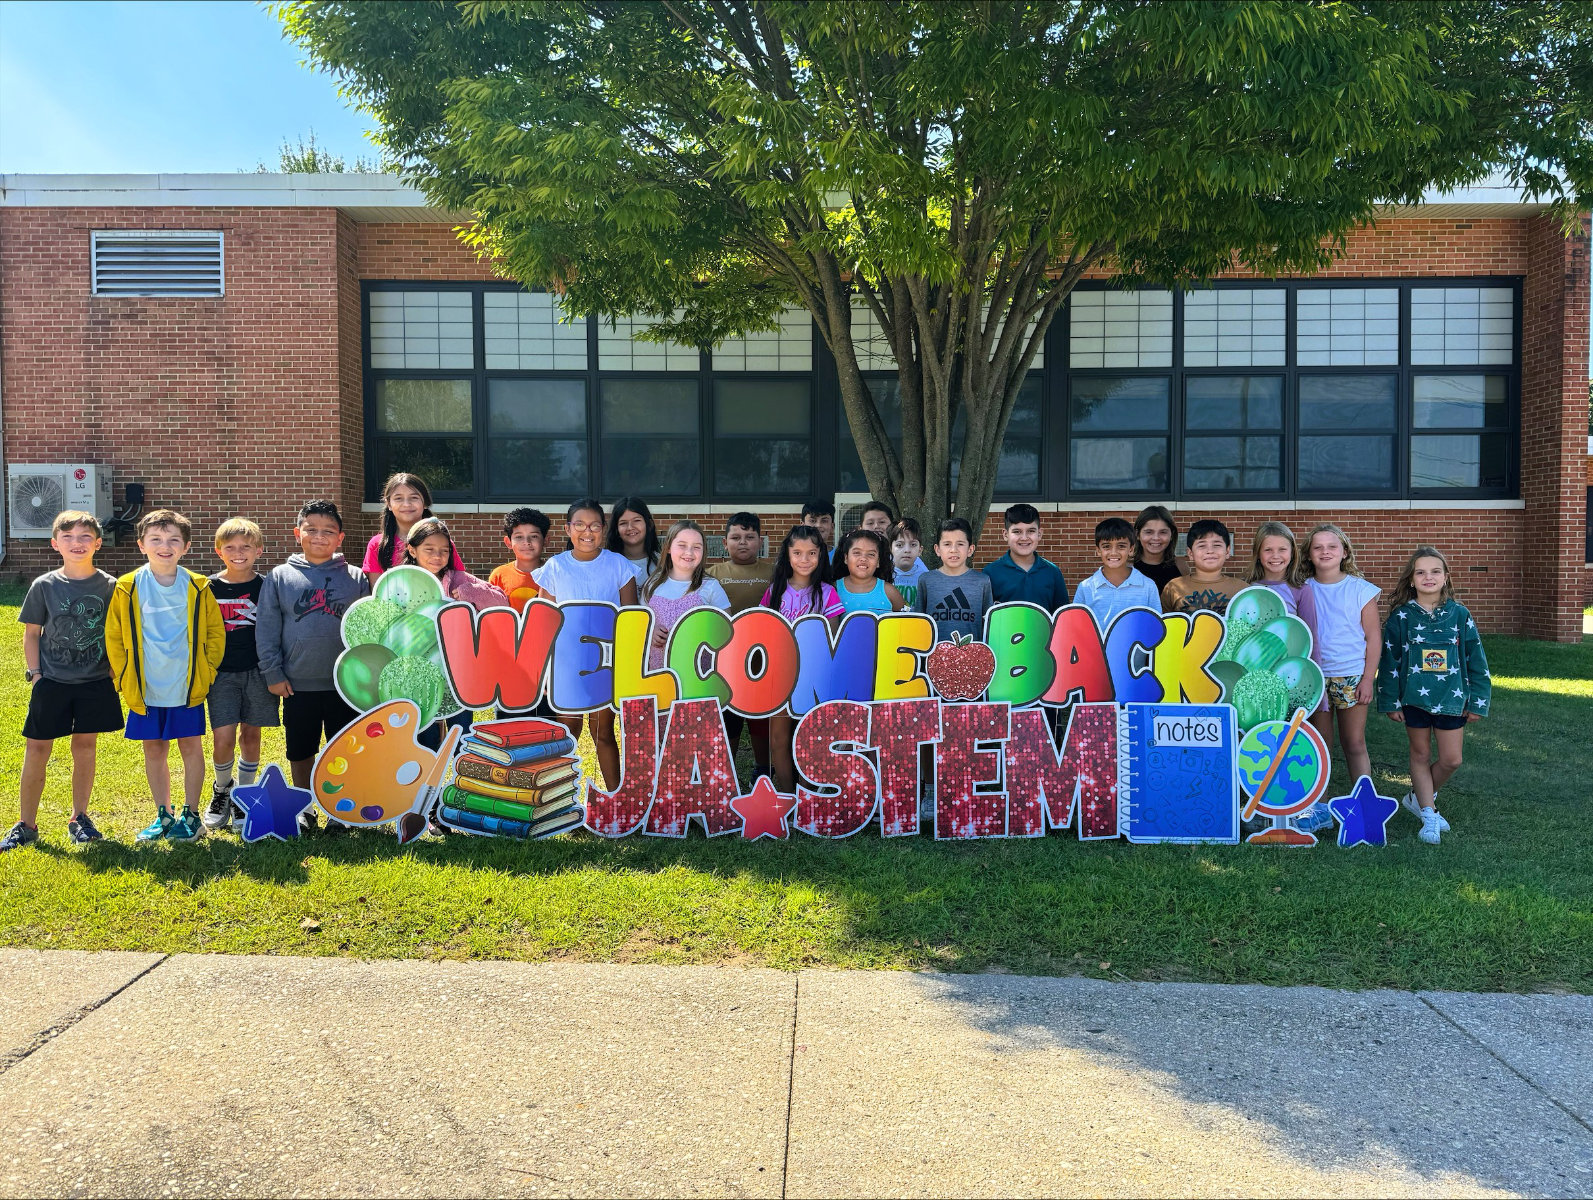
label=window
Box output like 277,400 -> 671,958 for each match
1297,375 -> 1397,494
91,230 -> 223,297
1068,376 -> 1170,492
713,309 -> 814,371
1410,287 -> 1514,365
1068,290 -> 1173,368
848,299 -> 898,370
1182,376 -> 1282,492
1183,289 -> 1286,367
837,377 -> 904,493
483,292 -> 587,370
950,376 -> 1044,496
600,378 -> 701,496
369,290 -> 474,369
713,379 -> 812,496
597,313 -> 699,371
1410,375 -> 1511,491
370,378 -> 475,495
1296,288 -> 1399,366
487,379 -> 588,496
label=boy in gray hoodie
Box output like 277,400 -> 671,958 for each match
256,500 -> 368,796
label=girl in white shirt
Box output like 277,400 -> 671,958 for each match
532,499 -> 639,790
606,496 -> 660,590
1302,523 -> 1382,786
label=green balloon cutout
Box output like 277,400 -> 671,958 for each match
1232,669 -> 1289,731
1208,659 -> 1248,699
1235,630 -> 1288,672
335,643 -> 396,711
1275,655 -> 1326,714
1256,615 -> 1312,660
1226,586 -> 1286,631
381,606 -> 442,662
378,654 -> 447,727
341,596 -> 404,648
374,564 -> 446,613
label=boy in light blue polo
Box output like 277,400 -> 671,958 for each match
1072,517 -> 1160,630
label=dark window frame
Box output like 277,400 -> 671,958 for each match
363,277 -> 1522,504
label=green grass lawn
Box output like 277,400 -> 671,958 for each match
2,582 -> 1589,992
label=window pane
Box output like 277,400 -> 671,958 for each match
714,379 -> 812,495
1410,287 -> 1514,365
951,375 -> 1043,494
837,376 -> 904,492
600,379 -> 700,495
1411,434 -> 1509,490
1182,289 -> 1286,367
488,439 -> 587,496
482,292 -> 588,371
487,380 -> 588,495
1299,375 -> 1397,431
1184,376 -> 1282,430
489,379 -> 586,435
1183,436 -> 1280,492
1412,375 -> 1508,429
1069,376 -> 1169,432
1070,437 -> 1169,492
1295,288 -> 1400,365
1069,290 -> 1173,368
1298,436 -> 1394,492
374,378 -> 472,432
370,438 -> 474,495
368,290 -> 474,369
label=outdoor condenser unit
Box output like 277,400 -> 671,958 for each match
7,464 -> 114,539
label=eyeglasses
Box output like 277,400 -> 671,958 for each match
568,522 -> 604,533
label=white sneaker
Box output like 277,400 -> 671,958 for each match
1418,807 -> 1442,845
1403,791 -> 1451,833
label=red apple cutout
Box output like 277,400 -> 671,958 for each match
926,634 -> 996,701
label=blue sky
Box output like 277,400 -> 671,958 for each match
0,0 -> 378,173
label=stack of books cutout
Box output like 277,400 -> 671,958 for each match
438,718 -> 584,839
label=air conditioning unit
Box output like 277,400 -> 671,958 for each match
7,464 -> 114,539
834,492 -> 874,538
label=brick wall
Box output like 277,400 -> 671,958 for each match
3,205 -> 1585,639
0,205 -> 348,578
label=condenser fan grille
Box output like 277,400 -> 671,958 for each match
10,474 -> 66,529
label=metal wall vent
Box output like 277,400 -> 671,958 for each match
91,230 -> 224,297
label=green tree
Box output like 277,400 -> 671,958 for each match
256,130 -> 381,174
279,1 -> 1591,539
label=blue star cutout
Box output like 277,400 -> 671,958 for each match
233,764 -> 314,843
1327,775 -> 1399,848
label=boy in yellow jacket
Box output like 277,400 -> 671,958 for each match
106,510 -> 225,841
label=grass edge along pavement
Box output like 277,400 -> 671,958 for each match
2,583 -> 1589,993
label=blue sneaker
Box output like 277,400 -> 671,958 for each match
167,806 -> 203,841
136,807 -> 174,842
67,814 -> 104,844
0,822 -> 39,852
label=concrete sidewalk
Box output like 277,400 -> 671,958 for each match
0,951 -> 1588,1198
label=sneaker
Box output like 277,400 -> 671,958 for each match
1418,807 -> 1442,845
137,807 -> 174,842
1402,791 -> 1451,833
67,814 -> 103,844
203,784 -> 234,831
0,822 -> 39,852
167,807 -> 203,842
299,808 -> 320,835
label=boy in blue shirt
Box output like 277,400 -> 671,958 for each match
983,504 -> 1069,610
1072,517 -> 1161,629
106,510 -> 227,842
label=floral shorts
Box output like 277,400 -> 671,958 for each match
1322,674 -> 1362,711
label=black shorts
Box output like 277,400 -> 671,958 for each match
282,689 -> 358,762
22,676 -> 124,741
1402,706 -> 1467,731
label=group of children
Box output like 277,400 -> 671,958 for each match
7,471 -> 1490,851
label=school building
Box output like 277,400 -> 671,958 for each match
0,173 -> 1587,639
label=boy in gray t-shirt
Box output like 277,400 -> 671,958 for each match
6,512 -> 123,852
913,517 -> 994,641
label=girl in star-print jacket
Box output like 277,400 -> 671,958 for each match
1374,546 -> 1490,845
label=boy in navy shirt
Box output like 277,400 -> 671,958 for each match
983,504 -> 1068,610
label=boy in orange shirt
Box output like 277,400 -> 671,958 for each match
488,508 -> 549,612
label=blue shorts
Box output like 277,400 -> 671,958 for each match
124,703 -> 206,741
